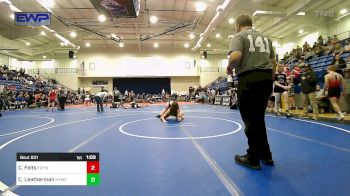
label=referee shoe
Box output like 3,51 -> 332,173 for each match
234,154 -> 261,170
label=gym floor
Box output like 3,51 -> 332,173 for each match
0,103 -> 349,196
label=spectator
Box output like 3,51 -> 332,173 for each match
298,64 -> 318,120
323,65 -> 345,120
344,40 -> 350,52
15,93 -> 27,109
332,54 -> 346,76
317,35 -> 324,46
344,68 -> 350,115
332,35 -> 339,43
273,65 -> 290,117
315,85 -> 329,114
287,76 -> 296,110
333,43 -> 344,55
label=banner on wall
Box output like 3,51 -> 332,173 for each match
90,0 -> 140,18
222,96 -> 231,106
92,85 -> 108,89
214,96 -> 222,105
92,80 -> 108,89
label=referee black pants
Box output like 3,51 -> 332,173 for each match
58,97 -> 66,110
237,70 -> 273,164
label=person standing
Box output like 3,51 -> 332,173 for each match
227,14 -> 276,170
47,89 -> 57,111
94,91 -> 108,112
113,87 -> 121,102
273,65 -> 290,117
323,65 -> 345,120
58,87 -> 67,111
298,64 -> 318,120
344,68 -> 350,115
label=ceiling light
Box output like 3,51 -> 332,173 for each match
296,12 -> 305,16
272,41 -> 280,47
195,2 -> 207,12
77,46 -> 81,50
38,0 -> 55,8
43,55 -> 47,59
73,55 -> 77,59
228,18 -> 234,24
26,42 -> 30,46
340,9 -> 348,15
85,42 -> 91,47
207,43 -> 211,48
253,10 -> 267,16
40,31 -> 46,36
70,31 -> 77,38
201,55 -> 205,59
119,42 -> 124,47
184,43 -> 189,48
60,42 -> 65,46
298,29 -> 303,34
215,33 -> 221,38
189,33 -> 195,39
10,14 -> 14,20
150,16 -> 158,24
154,43 -> 159,48
98,14 -> 107,22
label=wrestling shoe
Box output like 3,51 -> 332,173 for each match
337,114 -> 345,121
285,112 -> 291,118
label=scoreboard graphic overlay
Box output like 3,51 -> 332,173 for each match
16,153 -> 99,186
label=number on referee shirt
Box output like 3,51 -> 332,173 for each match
247,35 -> 270,54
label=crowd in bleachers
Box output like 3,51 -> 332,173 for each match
186,76 -> 238,107
0,65 -> 56,111
0,64 -> 87,112
277,35 -> 350,120
201,35 -> 350,121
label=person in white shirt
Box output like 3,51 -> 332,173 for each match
94,91 -> 108,112
344,40 -> 350,52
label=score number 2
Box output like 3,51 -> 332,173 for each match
247,35 -> 270,54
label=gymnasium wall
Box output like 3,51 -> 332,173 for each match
78,77 -> 113,93
77,50 -> 198,77
170,76 -> 200,94
3,49 -> 227,91
197,55 -> 227,86
0,54 -> 9,65
328,15 -> 350,40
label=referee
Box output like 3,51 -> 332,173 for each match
227,15 -> 276,170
